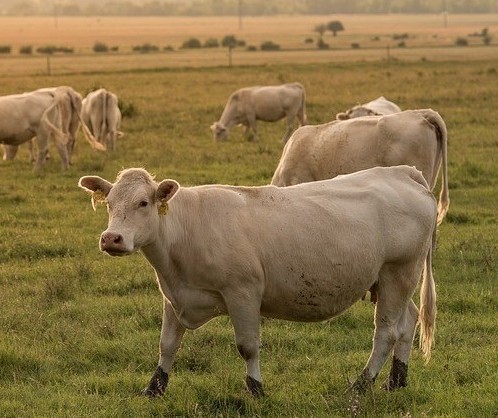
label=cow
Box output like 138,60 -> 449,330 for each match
336,96 -> 401,120
78,165 -> 437,397
1,86 -> 104,169
210,82 -> 307,143
272,109 -> 449,225
81,88 -> 123,152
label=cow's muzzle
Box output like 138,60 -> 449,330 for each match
100,231 -> 129,256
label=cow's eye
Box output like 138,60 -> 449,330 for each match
139,201 -> 148,207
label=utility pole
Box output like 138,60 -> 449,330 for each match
54,2 -> 58,29
442,0 -> 448,28
238,0 -> 242,30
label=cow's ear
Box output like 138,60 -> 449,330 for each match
78,176 -> 113,211
336,112 -> 348,120
156,180 -> 180,215
210,123 -> 217,132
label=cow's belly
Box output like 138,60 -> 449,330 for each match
260,265 -> 378,322
0,128 -> 35,145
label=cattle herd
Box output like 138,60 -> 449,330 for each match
2,82 -> 450,398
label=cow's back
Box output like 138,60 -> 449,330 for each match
272,110 -> 439,187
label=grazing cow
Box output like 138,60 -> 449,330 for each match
1,86 -> 103,169
210,82 -> 307,143
82,88 -> 123,152
78,165 -> 437,397
336,96 -> 401,120
272,109 -> 449,225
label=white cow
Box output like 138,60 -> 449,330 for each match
1,86 -> 103,169
272,109 -> 449,225
210,83 -> 307,143
336,96 -> 401,120
79,165 -> 437,397
82,88 -> 123,151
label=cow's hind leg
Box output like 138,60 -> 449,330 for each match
385,299 -> 418,390
142,299 -> 186,397
352,262 -> 420,392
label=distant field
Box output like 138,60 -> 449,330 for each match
0,14 -> 498,76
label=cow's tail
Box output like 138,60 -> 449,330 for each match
40,94 -> 69,146
419,218 -> 437,362
296,83 -> 307,126
421,109 -> 449,225
71,91 -> 106,151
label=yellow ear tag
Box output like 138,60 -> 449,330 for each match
158,200 -> 169,215
91,190 -> 106,211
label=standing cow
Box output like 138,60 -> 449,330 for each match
210,83 -> 307,143
336,96 -> 401,120
272,109 -> 449,225
81,88 -> 123,152
1,86 -> 103,169
78,165 -> 437,397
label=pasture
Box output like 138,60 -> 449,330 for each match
0,15 -> 497,417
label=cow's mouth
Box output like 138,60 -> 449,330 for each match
102,248 -> 131,257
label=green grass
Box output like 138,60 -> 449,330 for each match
1,59 -> 497,417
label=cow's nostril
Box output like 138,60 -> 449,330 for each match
113,235 -> 122,244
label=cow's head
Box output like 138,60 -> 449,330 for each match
78,168 -> 179,256
336,106 -> 377,120
210,122 -> 229,141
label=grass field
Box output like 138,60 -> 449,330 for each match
0,14 -> 498,418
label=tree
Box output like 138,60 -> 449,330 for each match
327,20 -> 345,36
222,35 -> 240,67
314,24 -> 327,40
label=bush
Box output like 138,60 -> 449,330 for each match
392,33 -> 409,40
0,45 -> 12,54
163,45 -> 174,51
455,37 -> 468,46
260,41 -> 280,51
110,46 -> 119,52
351,43 -> 360,49
36,45 -> 56,54
203,38 -> 219,48
19,45 -> 33,55
118,99 -> 137,118
247,45 -> 257,52
132,43 -> 159,53
182,38 -> 202,49
483,35 -> 492,45
304,37 -> 314,44
398,41 -> 406,48
93,42 -> 109,53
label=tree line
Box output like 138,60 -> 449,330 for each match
2,0 -> 497,16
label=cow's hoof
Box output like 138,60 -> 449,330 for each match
384,357 -> 408,391
348,369 -> 375,394
246,375 -> 265,397
141,366 -> 169,397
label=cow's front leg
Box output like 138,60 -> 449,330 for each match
244,117 -> 258,142
225,294 -> 264,397
2,144 -> 19,161
142,298 -> 186,397
282,115 -> 295,143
